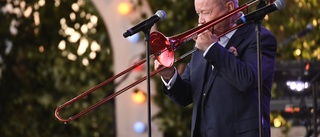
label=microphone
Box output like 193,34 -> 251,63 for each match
293,23 -> 314,39
254,0 -> 268,21
235,0 -> 285,25
280,23 -> 314,46
123,10 -> 166,38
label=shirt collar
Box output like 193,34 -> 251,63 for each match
225,28 -> 236,40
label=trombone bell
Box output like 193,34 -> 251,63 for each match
150,31 -> 174,67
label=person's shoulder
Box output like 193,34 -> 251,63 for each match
244,22 -> 277,42
261,26 -> 276,39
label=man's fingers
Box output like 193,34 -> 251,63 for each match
154,60 -> 159,69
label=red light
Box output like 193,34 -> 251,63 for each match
294,107 -> 300,112
285,107 -> 294,113
133,64 -> 143,72
305,63 -> 310,70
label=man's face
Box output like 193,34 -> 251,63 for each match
194,0 -> 233,35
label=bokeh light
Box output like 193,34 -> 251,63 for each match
273,118 -> 282,127
133,121 -> 146,133
127,33 -> 140,43
132,89 -> 146,104
117,2 -> 131,15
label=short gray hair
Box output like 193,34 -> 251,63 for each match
215,0 -> 239,9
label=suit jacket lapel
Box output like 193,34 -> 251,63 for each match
196,61 -> 208,101
202,23 -> 252,99
225,23 -> 251,50
191,60 -> 207,133
202,68 -> 218,93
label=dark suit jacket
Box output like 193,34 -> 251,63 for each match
163,22 -> 277,137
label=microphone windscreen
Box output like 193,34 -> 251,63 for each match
155,10 -> 166,21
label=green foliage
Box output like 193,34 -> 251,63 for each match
264,0 -> 320,60
0,0 -> 115,136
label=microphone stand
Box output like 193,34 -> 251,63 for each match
255,19 -> 264,137
142,22 -> 153,137
254,1 -> 269,137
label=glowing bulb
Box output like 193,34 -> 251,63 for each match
67,53 -> 77,61
90,15 -> 98,25
58,40 -> 66,50
81,24 -> 88,34
133,64 -> 143,72
132,90 -> 146,104
127,33 -> 140,43
89,52 -> 96,59
294,49 -> 301,56
273,118 -> 282,128
39,45 -> 44,53
133,122 -> 146,133
90,41 -> 101,52
118,2 -> 131,15
82,58 -> 89,66
77,38 -> 89,56
68,32 -> 81,43
71,3 -> 79,12
38,0 -> 45,6
70,12 -> 76,21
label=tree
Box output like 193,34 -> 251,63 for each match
0,0 -> 115,136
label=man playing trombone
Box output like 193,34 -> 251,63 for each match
154,0 -> 277,136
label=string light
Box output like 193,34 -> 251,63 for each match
133,121 -> 146,133
294,49 -> 301,56
117,2 -> 131,15
273,118 -> 282,127
127,33 -> 140,43
132,89 -> 146,104
39,45 -> 44,53
54,1 -> 102,66
71,3 -> 80,12
82,58 -> 89,66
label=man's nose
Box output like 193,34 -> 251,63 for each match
198,17 -> 205,25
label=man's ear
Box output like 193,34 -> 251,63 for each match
226,1 -> 234,12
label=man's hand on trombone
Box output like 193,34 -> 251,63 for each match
154,59 -> 175,81
194,29 -> 218,52
154,27 -> 218,81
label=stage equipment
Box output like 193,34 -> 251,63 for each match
55,0 -> 263,123
272,60 -> 320,137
